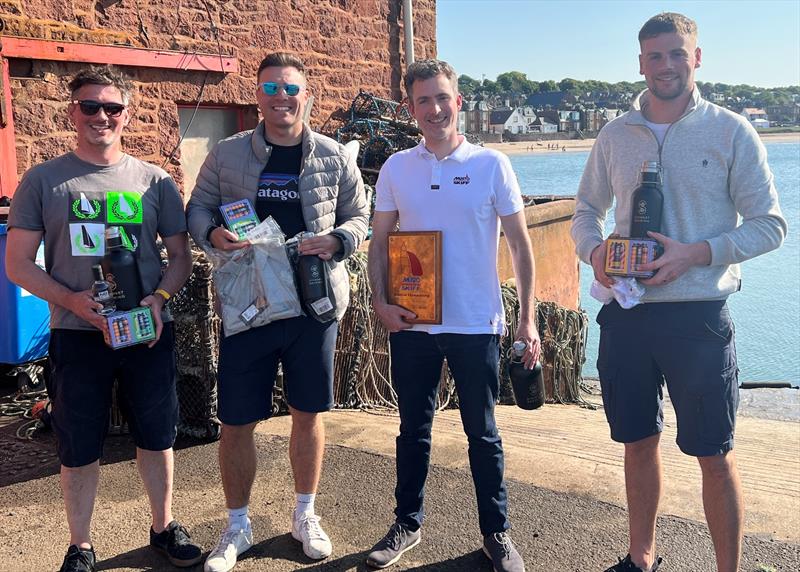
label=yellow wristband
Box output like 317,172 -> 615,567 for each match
154,288 -> 171,301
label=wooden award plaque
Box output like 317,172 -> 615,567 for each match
387,231 -> 442,324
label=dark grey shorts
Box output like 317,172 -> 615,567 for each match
596,300 -> 739,457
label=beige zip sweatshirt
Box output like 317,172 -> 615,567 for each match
571,88 -> 787,303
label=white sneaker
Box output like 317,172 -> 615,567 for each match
204,526 -> 254,572
291,513 -> 332,560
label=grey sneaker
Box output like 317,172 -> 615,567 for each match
365,522 -> 421,569
482,532 -> 525,572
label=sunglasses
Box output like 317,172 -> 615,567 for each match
260,82 -> 303,96
72,100 -> 127,117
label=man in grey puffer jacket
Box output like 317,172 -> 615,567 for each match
186,52 -> 368,572
571,13 -> 786,572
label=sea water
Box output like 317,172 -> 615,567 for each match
510,142 -> 800,385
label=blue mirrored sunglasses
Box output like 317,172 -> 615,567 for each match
260,82 -> 303,96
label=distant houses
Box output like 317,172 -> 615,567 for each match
461,100 -> 491,134
709,92 -> 727,104
765,102 -> 800,126
582,108 -> 621,132
460,92 -> 618,139
740,107 -> 770,128
532,116 -> 558,134
488,109 -> 513,134
458,87 -> 792,140
488,106 -> 539,134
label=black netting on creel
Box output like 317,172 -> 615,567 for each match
171,247 -> 221,440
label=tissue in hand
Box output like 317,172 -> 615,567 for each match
590,278 -> 645,309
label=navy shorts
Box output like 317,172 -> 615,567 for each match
47,324 -> 179,468
217,316 -> 338,425
596,300 -> 739,457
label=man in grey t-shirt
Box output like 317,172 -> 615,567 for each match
6,66 -> 201,572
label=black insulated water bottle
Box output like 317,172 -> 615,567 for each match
101,226 -> 143,311
508,340 -> 545,410
629,160 -> 663,238
296,232 -> 336,323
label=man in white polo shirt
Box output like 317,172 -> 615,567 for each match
366,59 -> 540,572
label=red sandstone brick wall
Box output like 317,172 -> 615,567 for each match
0,0 -> 436,191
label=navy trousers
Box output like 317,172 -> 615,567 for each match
389,330 -> 510,535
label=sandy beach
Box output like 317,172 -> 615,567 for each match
487,131 -> 800,156
486,138 -> 595,155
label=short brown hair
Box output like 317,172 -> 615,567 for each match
68,65 -> 133,104
639,12 -> 697,42
257,52 -> 306,80
404,59 -> 458,99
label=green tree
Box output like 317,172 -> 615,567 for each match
559,78 -> 580,93
482,78 -> 499,95
458,74 -> 481,97
734,85 -> 757,101
582,80 -> 603,95
759,91 -> 777,107
538,80 -> 558,93
496,71 -> 535,94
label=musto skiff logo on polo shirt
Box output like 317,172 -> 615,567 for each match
453,175 -> 470,185
68,190 -> 143,256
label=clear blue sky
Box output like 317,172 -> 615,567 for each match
436,0 -> 800,88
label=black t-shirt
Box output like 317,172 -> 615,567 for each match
256,141 -> 305,238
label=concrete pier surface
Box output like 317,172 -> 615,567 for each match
0,392 -> 797,571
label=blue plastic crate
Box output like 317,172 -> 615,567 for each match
0,224 -> 50,364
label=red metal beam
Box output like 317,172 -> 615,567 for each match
0,57 -> 18,198
0,36 -> 239,73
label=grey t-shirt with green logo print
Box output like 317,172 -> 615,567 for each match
8,152 -> 187,331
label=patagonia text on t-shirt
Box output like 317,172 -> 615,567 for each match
256,141 -> 305,238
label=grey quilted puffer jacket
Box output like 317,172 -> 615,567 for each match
186,121 -> 369,319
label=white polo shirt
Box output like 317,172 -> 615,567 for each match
375,138 -> 524,334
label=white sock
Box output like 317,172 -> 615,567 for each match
227,505 -> 250,530
294,492 -> 316,519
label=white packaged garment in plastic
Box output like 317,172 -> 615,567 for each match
208,217 -> 302,337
